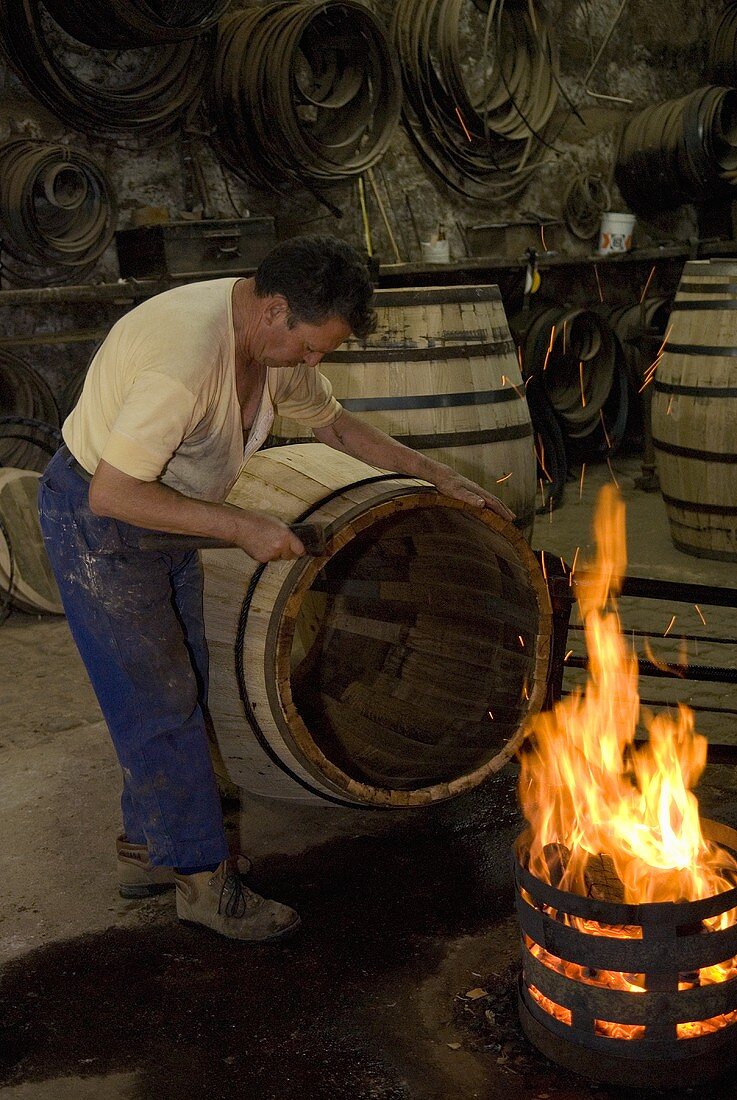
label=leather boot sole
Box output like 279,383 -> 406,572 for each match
119,881 -> 175,899
178,914 -> 302,943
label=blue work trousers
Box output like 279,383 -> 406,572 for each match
38,448 -> 229,868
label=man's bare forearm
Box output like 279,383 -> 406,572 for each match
87,460 -> 305,561
313,409 -> 449,481
313,409 -> 515,519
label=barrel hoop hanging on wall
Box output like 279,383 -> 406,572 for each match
0,415 -> 62,472
0,140 -> 117,283
0,348 -> 60,469
562,172 -> 611,240
0,0 -> 216,137
510,304 -> 623,495
41,0 -> 231,48
208,1 -> 401,196
390,0 -> 560,202
708,2 -> 737,85
615,86 -> 737,214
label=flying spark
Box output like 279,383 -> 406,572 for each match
606,457 -> 619,488
542,325 -> 556,371
639,265 -> 656,303
455,106 -> 472,142
599,409 -> 611,449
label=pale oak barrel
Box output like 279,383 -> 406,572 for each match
652,259 -> 737,560
269,284 -> 536,538
202,444 -> 552,806
0,467 -> 63,613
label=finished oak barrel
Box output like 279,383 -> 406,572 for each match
652,259 -> 737,560
268,284 -> 537,538
202,444 -> 552,807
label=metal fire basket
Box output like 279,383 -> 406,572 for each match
513,819 -> 737,1089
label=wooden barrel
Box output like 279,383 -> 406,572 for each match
652,260 -> 737,560
202,444 -> 552,807
268,285 -> 537,538
0,468 -> 63,614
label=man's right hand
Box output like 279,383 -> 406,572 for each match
233,511 -> 306,562
88,462 -> 306,562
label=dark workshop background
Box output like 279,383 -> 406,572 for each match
0,0 -> 726,403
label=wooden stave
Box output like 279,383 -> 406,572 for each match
269,287 -> 536,536
0,467 -> 64,613
201,444 -> 552,806
652,261 -> 737,560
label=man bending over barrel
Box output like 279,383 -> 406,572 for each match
39,235 -> 513,943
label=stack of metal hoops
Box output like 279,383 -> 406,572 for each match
41,0 -> 230,47
390,0 -> 559,202
0,140 -> 117,281
615,86 -> 737,213
0,0 -> 218,137
208,1 -> 402,193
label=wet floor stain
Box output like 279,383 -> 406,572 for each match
0,774 -> 526,1100
5,768 -> 737,1099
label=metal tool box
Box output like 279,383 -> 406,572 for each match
115,216 -> 276,279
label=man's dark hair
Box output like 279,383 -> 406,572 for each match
254,235 -> 376,340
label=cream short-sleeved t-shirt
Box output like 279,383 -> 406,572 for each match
63,278 -> 342,502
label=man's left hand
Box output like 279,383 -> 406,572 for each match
431,470 -> 516,521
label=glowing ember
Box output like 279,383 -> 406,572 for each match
519,485 -> 737,1039
529,985 -> 571,1025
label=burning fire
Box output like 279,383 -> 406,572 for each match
519,485 -> 737,1039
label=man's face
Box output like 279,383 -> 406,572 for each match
259,306 -> 351,370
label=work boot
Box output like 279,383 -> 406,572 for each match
175,857 -> 301,942
116,834 -> 175,899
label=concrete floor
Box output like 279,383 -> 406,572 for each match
2,455 -> 737,1100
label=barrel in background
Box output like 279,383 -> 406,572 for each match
269,285 -> 537,538
0,468 -> 63,614
202,444 -> 552,806
652,259 -> 737,561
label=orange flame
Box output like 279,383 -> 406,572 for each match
519,486 -> 737,1038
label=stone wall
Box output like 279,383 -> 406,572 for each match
0,0 -> 728,402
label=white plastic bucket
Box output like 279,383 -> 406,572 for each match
421,239 -> 450,263
597,212 -> 635,255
